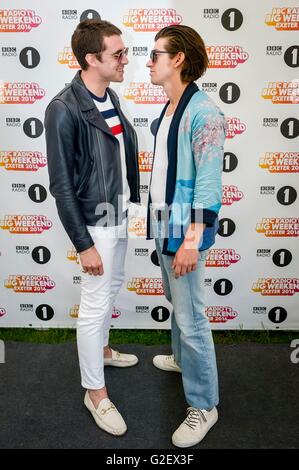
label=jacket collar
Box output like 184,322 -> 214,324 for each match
71,71 -> 124,138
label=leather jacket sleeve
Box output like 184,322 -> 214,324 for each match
44,99 -> 94,253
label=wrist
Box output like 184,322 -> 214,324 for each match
79,245 -> 94,255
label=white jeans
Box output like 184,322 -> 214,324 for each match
77,220 -> 128,389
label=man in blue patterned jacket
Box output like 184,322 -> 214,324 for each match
146,25 -> 227,448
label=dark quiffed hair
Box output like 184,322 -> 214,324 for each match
155,25 -> 208,82
71,19 -> 122,70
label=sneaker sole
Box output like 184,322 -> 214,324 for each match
172,416 -> 218,448
104,358 -> 139,367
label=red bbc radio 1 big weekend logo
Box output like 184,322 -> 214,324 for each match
265,7 -> 299,31
206,46 -> 249,68
262,81 -> 299,104
0,10 -> 42,32
259,152 -> 299,173
0,215 -> 52,234
58,47 -> 79,69
206,249 -> 241,267
5,275 -> 55,293
0,151 -> 47,171
256,218 -> 299,237
0,82 -> 45,104
252,278 -> 299,296
123,8 -> 182,31
127,277 -> 164,295
222,185 -> 244,205
226,117 -> 246,139
124,83 -> 168,104
205,306 -> 238,323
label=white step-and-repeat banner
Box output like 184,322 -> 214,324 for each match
0,1 -> 298,329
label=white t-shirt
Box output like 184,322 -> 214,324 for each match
91,91 -> 130,212
150,113 -> 173,210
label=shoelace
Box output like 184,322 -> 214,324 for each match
184,407 -> 207,430
166,354 -> 175,363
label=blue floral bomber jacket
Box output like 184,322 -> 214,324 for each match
146,82 -> 227,255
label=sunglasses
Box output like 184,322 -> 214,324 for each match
111,47 -> 129,64
150,49 -> 169,63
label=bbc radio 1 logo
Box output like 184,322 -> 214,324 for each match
222,185 -> 243,205
206,249 -> 241,267
260,185 -> 297,205
265,7 -> 299,31
218,218 -> 236,237
0,215 -> 52,234
252,278 -> 299,296
262,81 -> 299,104
15,245 -> 51,265
259,152 -> 299,173
5,275 -> 55,293
123,8 -> 182,31
2,46 -> 40,68
138,151 -> 153,172
9,183 -> 47,203
203,8 -> 243,31
206,306 -> 238,323
256,248 -> 292,267
0,151 -> 47,171
256,218 -> 299,237
61,9 -> 100,21
219,83 -> 240,104
127,277 -> 164,295
226,117 -> 246,139
0,10 -> 42,32
58,47 -> 79,69
252,306 -> 288,325
0,82 -> 45,104
18,303 -> 54,321
206,46 -> 249,68
266,45 -> 299,68
205,278 -> 233,296
124,83 -> 168,104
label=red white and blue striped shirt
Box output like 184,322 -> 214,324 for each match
89,90 -> 130,212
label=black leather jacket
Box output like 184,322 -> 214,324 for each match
44,72 -> 140,252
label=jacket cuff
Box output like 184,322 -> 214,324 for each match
75,238 -> 94,254
191,208 -> 217,227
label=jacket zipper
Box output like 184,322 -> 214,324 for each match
95,130 -> 109,223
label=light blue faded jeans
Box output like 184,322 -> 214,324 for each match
154,218 -> 219,410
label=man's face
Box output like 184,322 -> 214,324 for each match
94,34 -> 129,82
146,38 -> 175,86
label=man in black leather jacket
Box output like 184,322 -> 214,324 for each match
44,19 -> 140,436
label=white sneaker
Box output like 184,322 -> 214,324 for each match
172,407 -> 218,448
153,354 -> 181,373
104,348 -> 138,368
84,391 -> 127,436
